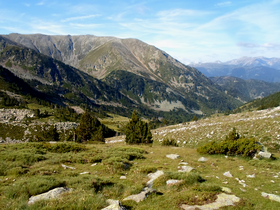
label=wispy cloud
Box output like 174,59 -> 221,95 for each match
61,14 -> 100,23
216,1 -> 232,7
37,1 -> 46,6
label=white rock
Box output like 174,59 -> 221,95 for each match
28,187 -> 72,204
179,162 -> 188,165
80,172 -> 90,175
247,174 -> 255,178
262,192 -> 280,203
91,163 -> 97,167
259,151 -> 272,159
166,154 -> 180,160
223,171 -> 233,178
61,164 -> 76,170
198,157 -> 208,162
178,166 -> 195,173
120,176 -> 127,180
147,170 -> 164,188
166,179 -> 183,185
221,187 -> 232,193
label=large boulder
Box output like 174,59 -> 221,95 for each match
28,187 -> 72,204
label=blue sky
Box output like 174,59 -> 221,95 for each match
1,0 -> 280,63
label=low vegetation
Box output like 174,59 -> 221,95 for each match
197,128 -> 262,157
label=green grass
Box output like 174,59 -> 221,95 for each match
1,142 -> 280,209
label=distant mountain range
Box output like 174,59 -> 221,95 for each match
0,33 -> 244,122
191,57 -> 280,83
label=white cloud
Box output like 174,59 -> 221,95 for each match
61,14 -> 100,23
216,1 -> 232,7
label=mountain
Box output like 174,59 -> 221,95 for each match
210,76 -> 280,102
0,33 -> 243,119
191,57 -> 280,83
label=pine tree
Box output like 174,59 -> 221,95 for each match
125,111 -> 153,144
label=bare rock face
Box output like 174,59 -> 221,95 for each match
262,192 -> 280,203
28,187 -> 72,204
123,187 -> 157,203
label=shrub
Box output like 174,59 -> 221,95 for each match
38,142 -> 86,153
125,111 -> 152,144
197,128 -> 261,157
161,138 -> 178,147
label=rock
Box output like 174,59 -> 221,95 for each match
198,157 -> 208,162
120,176 -> 127,180
261,192 -> 280,202
166,154 -> 180,160
166,179 -> 183,185
91,163 -> 97,166
147,170 -> 164,188
181,193 -> 240,210
258,151 -> 272,159
178,166 -> 195,173
223,171 -> 233,178
123,187 -> 156,203
61,164 -> 76,170
221,187 -> 232,193
240,188 -> 246,192
179,162 -> 188,165
247,174 -> 255,178
101,200 -> 126,210
80,172 -> 90,175
28,187 -> 72,204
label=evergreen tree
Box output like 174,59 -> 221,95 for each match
76,109 -> 96,142
125,111 -> 152,144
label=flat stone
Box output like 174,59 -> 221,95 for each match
178,166 -> 195,173
166,154 -> 180,160
261,192 -> 280,202
223,171 -> 233,178
91,163 -> 97,166
166,179 -> 183,185
179,162 -> 188,165
247,174 -> 255,178
61,164 -> 76,170
101,199 -> 126,210
123,187 -> 156,203
28,187 -> 72,204
181,193 -> 240,210
198,157 -> 208,162
80,172 -> 90,175
259,151 -> 272,159
147,170 -> 164,188
120,176 -> 127,180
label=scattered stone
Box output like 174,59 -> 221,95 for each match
178,166 -> 195,173
240,188 -> 246,192
223,171 -> 233,178
258,151 -> 272,159
225,156 -> 228,158
166,154 -> 180,160
123,187 -> 156,203
101,199 -> 126,210
216,176 -> 219,179
61,164 -> 76,170
28,187 -> 72,204
198,157 -> 208,162
261,192 -> 280,203
271,180 -> 275,183
239,166 -> 244,170
91,163 -> 97,167
179,162 -> 188,165
80,172 -> 90,175
181,193 -> 240,210
247,174 -> 255,178
166,179 -> 183,185
221,187 -> 232,193
120,176 -> 127,180
147,170 -> 164,188
222,182 -> 228,184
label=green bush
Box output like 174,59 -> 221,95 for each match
197,128 -> 261,157
161,138 -> 178,147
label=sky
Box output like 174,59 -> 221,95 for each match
1,0 -> 280,63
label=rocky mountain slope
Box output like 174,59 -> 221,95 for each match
0,33 -> 243,117
210,76 -> 280,102
191,57 -> 280,83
